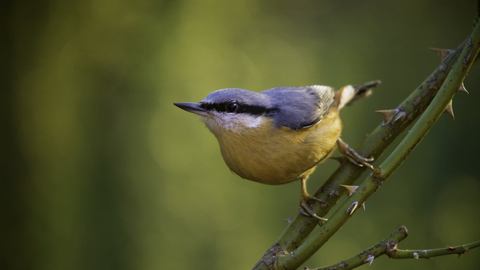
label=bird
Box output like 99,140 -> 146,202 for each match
174,80 -> 379,220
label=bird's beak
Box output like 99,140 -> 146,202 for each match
173,102 -> 207,116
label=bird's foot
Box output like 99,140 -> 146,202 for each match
299,194 -> 328,221
337,138 -> 374,170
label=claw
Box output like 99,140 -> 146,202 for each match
299,194 -> 328,221
299,177 -> 328,221
337,138 -> 374,170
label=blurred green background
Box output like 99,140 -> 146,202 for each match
2,0 -> 480,269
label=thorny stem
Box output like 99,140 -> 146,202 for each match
277,17 -> 480,270
307,227 -> 480,270
254,45 -> 464,270
253,17 -> 480,270
380,30 -> 480,179
389,241 -> 480,260
308,226 -> 408,270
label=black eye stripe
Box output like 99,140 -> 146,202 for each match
225,102 -> 238,113
200,102 -> 270,115
237,105 -> 268,115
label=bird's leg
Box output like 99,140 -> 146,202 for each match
337,138 -> 374,170
298,177 -> 328,221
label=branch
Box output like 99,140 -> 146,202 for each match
254,15 -> 480,270
254,45 -> 465,270
277,16 -> 480,269
307,226 -> 480,270
277,18 -> 480,270
390,241 -> 480,260
308,227 -> 408,270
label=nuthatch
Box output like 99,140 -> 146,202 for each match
174,81 -> 380,220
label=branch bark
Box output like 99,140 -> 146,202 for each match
254,14 -> 480,270
307,227 -> 480,270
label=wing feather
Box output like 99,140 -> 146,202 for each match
261,85 -> 335,130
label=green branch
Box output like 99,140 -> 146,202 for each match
254,45 -> 465,270
253,15 -> 480,270
308,226 -> 408,270
307,227 -> 480,270
390,241 -> 480,260
277,16 -> 480,270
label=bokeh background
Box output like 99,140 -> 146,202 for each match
2,0 -> 480,269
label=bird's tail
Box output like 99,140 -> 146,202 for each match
333,80 -> 381,110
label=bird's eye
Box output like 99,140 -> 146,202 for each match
225,102 -> 238,113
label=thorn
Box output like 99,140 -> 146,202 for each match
444,99 -> 455,120
364,255 -> 375,265
413,251 -> 419,259
430,48 -> 453,60
346,201 -> 358,215
330,156 -> 345,163
376,109 -> 398,124
376,109 -> 405,126
458,83 -> 469,94
458,253 -> 462,259
361,201 -> 366,210
340,185 -> 359,197
446,245 -> 455,251
284,217 -> 293,223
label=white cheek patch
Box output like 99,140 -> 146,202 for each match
200,115 -> 222,133
245,116 -> 264,128
198,109 -> 268,137
201,113 -> 265,134
200,114 -> 240,134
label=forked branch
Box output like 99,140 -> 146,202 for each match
307,226 -> 480,270
254,13 -> 480,270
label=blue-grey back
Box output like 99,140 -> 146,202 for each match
261,86 -> 334,130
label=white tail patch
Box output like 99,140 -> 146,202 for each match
338,85 -> 355,110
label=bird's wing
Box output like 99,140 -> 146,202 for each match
261,85 -> 335,130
